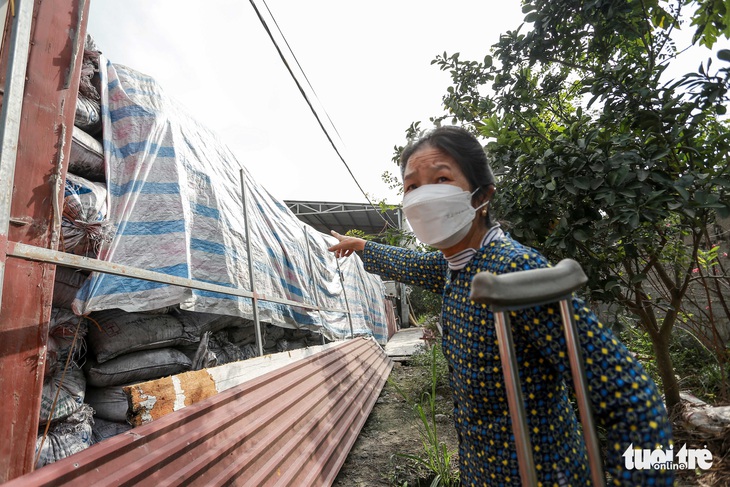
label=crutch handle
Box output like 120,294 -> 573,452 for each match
470,258 -> 587,309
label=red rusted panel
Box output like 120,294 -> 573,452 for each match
4,338 -> 393,486
0,0 -> 88,481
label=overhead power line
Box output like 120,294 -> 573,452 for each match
248,0 -> 398,230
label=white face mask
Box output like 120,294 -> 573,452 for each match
402,184 -> 488,249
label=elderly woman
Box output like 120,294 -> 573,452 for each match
329,125 -> 673,486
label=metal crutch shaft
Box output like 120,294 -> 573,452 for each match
470,259 -> 605,487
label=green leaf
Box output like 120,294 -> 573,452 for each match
628,212 -> 640,229
573,229 -> 589,241
630,273 -> 647,284
718,49 -> 730,62
574,177 -> 591,190
674,185 -> 690,201
618,189 -> 636,198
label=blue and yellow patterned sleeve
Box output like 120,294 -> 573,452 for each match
507,252 -> 674,485
361,241 -> 448,294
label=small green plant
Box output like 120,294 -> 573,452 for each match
391,344 -> 460,487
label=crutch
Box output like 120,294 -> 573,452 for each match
470,259 -> 605,487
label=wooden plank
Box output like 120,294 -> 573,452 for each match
125,343 -> 338,426
383,326 -> 425,361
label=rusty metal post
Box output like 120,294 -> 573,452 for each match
240,169 -> 264,356
0,0 -> 90,480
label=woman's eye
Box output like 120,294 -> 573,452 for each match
404,184 -> 417,193
436,176 -> 450,183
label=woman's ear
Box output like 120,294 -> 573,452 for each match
476,184 -> 496,207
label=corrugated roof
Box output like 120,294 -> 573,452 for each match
6,338 -> 393,487
286,200 -> 401,239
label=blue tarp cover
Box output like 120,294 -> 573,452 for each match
73,58 -> 388,344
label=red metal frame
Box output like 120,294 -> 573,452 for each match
0,0 -> 88,481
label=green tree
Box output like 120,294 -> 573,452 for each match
411,0 -> 730,413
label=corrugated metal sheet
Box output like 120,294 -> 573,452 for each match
5,337 -> 393,487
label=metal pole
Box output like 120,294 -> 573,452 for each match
303,226 -> 326,345
240,169 -> 264,356
493,311 -> 538,487
398,207 -> 409,328
8,238 -> 354,314
559,299 -> 605,487
0,0 -> 35,306
335,257 -> 354,338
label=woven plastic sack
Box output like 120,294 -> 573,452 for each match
39,363 -> 86,425
62,173 -> 111,257
87,309 -> 198,363
52,267 -> 89,310
69,126 -> 104,182
86,384 -> 132,422
91,417 -> 132,444
35,404 -> 94,468
85,348 -> 192,387
46,309 -> 87,378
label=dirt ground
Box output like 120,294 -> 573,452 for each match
333,359 -> 460,487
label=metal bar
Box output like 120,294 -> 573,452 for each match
493,311 -> 538,487
0,0 -> 34,305
335,257 -> 354,338
398,207 -> 409,328
559,299 -> 605,487
240,169 -> 263,356
7,241 -> 352,315
303,226 -> 327,344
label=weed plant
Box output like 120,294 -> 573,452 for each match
391,344 -> 460,487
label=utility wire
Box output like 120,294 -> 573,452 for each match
248,0 -> 398,230
260,0 -> 345,145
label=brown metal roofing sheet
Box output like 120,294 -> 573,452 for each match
5,337 -> 393,487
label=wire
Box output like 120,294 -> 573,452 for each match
248,0 -> 398,230
260,0 -> 345,146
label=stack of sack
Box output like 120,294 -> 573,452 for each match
38,33 -> 117,462
61,34 -> 110,258
35,310 -> 91,468
41,295 -> 323,466
38,33 -> 107,465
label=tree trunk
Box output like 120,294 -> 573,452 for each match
653,332 -> 681,414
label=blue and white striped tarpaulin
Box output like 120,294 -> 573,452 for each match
72,58 -> 389,344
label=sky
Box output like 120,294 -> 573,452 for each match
86,1 -> 728,206
86,1 -> 524,204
